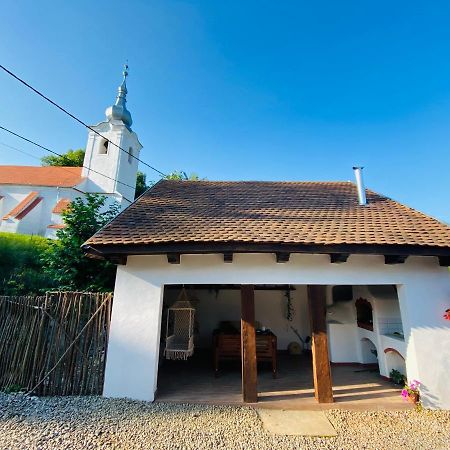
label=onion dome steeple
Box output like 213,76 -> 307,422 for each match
105,64 -> 133,128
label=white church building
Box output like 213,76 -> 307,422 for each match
0,66 -> 142,238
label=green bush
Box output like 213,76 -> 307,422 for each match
0,232 -> 52,295
389,369 -> 406,385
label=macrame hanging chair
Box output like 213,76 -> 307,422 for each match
164,288 -> 196,360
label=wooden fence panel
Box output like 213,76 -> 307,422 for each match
0,292 -> 113,396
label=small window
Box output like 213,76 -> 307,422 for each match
99,139 -> 108,155
128,147 -> 133,163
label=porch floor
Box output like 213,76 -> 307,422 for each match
156,352 -> 411,410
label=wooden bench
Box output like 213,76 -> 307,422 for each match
213,332 -> 277,378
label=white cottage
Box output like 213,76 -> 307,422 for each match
83,172 -> 450,408
0,66 -> 142,238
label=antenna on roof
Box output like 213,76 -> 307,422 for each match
353,166 -> 367,206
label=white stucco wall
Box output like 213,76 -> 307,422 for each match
82,121 -> 141,205
104,253 -> 450,408
327,323 -> 359,362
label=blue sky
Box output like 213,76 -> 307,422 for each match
1,1 -> 449,222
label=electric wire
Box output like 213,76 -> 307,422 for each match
0,64 -> 167,177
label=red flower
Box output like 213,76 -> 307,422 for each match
444,309 -> 450,321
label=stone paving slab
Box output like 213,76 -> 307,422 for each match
257,409 -> 337,436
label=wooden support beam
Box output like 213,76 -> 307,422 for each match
384,255 -> 408,265
438,256 -> 450,267
308,285 -> 334,403
223,253 -> 233,263
329,253 -> 349,264
109,255 -> 127,265
241,285 -> 258,403
276,252 -> 290,263
167,253 -> 180,264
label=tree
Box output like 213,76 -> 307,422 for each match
41,149 -> 85,167
43,194 -> 120,292
165,171 -> 202,181
135,171 -> 148,198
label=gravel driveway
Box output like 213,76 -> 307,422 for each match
0,393 -> 449,449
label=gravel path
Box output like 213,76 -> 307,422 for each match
0,393 -> 449,450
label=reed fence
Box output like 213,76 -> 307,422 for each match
0,291 -> 113,396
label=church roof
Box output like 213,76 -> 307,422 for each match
83,180 -> 450,259
52,198 -> 71,214
3,191 -> 42,220
0,166 -> 83,187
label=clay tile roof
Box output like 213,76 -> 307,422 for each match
3,191 -> 42,220
52,198 -> 71,214
0,166 -> 83,187
84,180 -> 450,253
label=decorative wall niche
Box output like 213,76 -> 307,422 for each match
355,297 -> 373,331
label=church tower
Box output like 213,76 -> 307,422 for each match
82,65 -> 142,207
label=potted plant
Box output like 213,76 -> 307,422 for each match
401,379 -> 421,405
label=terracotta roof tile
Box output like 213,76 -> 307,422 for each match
84,180 -> 450,250
52,198 -> 71,214
0,166 -> 83,187
3,191 -> 42,220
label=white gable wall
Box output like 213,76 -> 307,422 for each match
103,253 -> 450,408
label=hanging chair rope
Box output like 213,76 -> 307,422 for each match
164,288 -> 195,360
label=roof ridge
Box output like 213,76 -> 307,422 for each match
161,179 -> 354,184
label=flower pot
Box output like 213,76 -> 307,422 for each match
408,393 -> 419,404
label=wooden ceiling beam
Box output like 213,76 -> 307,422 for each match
167,253 -> 181,264
329,253 -> 349,264
438,256 -> 450,267
276,252 -> 290,263
223,253 -> 233,263
108,255 -> 127,265
384,255 -> 408,264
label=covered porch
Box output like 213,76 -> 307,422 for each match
154,282 -> 409,408
156,352 -> 409,410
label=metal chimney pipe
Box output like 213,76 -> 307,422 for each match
353,166 -> 367,205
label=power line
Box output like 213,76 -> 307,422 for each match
0,140 -> 120,199
0,140 -> 43,162
0,125 -> 136,197
0,64 -> 167,177
0,139 -> 134,204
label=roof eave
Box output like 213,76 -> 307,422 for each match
82,241 -> 450,262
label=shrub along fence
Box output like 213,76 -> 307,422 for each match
0,291 -> 113,396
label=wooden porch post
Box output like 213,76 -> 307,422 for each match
241,285 -> 258,403
307,285 -> 334,403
